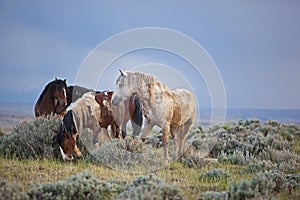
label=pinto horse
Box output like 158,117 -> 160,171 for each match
34,78 -> 68,117
56,90 -> 143,160
112,70 -> 196,164
56,91 -> 101,160
66,85 -> 93,108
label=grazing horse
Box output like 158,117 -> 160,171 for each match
56,91 -> 101,160
34,78 -> 68,117
112,70 -> 196,164
95,91 -> 143,139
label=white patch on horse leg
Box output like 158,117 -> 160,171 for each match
59,147 -> 68,161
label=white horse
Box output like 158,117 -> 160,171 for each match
112,70 -> 196,164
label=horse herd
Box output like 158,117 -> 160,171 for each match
34,70 -> 196,164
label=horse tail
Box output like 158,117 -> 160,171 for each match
132,95 -> 143,137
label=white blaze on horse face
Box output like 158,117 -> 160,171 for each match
63,88 -> 67,99
59,147 -> 68,160
63,88 -> 67,105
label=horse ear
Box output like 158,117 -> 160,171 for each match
119,69 -> 128,76
63,79 -> 66,83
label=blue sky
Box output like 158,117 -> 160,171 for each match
0,0 -> 299,109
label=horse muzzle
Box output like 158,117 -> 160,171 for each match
111,97 -> 121,106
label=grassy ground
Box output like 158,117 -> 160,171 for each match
0,156 -> 238,199
1,117 -> 300,199
1,156 -> 298,199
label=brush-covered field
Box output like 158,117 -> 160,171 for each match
0,116 -> 300,200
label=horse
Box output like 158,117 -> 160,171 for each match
95,91 -> 120,139
56,91 -> 102,160
34,78 -> 68,117
56,90 -> 143,160
67,86 -> 142,138
111,70 -> 196,164
95,91 -> 143,139
66,85 -> 93,108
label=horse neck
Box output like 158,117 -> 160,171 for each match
69,92 -> 95,132
132,74 -> 168,104
38,88 -> 54,106
69,104 -> 82,132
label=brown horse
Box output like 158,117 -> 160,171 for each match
95,91 -> 120,139
34,78 -> 68,117
95,91 -> 143,139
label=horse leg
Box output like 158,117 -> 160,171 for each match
121,120 -> 128,139
178,118 -> 193,156
162,122 -> 171,164
170,126 -> 179,160
112,122 -> 121,139
131,119 -> 142,138
103,127 -> 111,141
140,122 -> 154,142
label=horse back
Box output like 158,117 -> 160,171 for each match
70,92 -> 101,131
170,89 -> 196,125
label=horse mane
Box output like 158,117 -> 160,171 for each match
128,72 -> 169,91
67,85 -> 94,107
36,80 -> 57,104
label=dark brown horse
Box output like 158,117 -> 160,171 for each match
34,78 -> 68,117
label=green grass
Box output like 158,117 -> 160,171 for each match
0,156 -> 256,199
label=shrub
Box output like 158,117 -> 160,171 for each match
0,179 -> 28,200
228,173 -> 275,200
0,117 -> 61,159
27,171 -> 123,200
199,168 -> 230,182
241,160 -> 275,174
198,191 -> 229,200
85,137 -> 165,172
115,174 -> 183,200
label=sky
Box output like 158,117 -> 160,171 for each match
0,0 -> 300,110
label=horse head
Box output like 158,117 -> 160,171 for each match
112,69 -> 133,106
56,110 -> 77,160
53,78 -> 68,111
